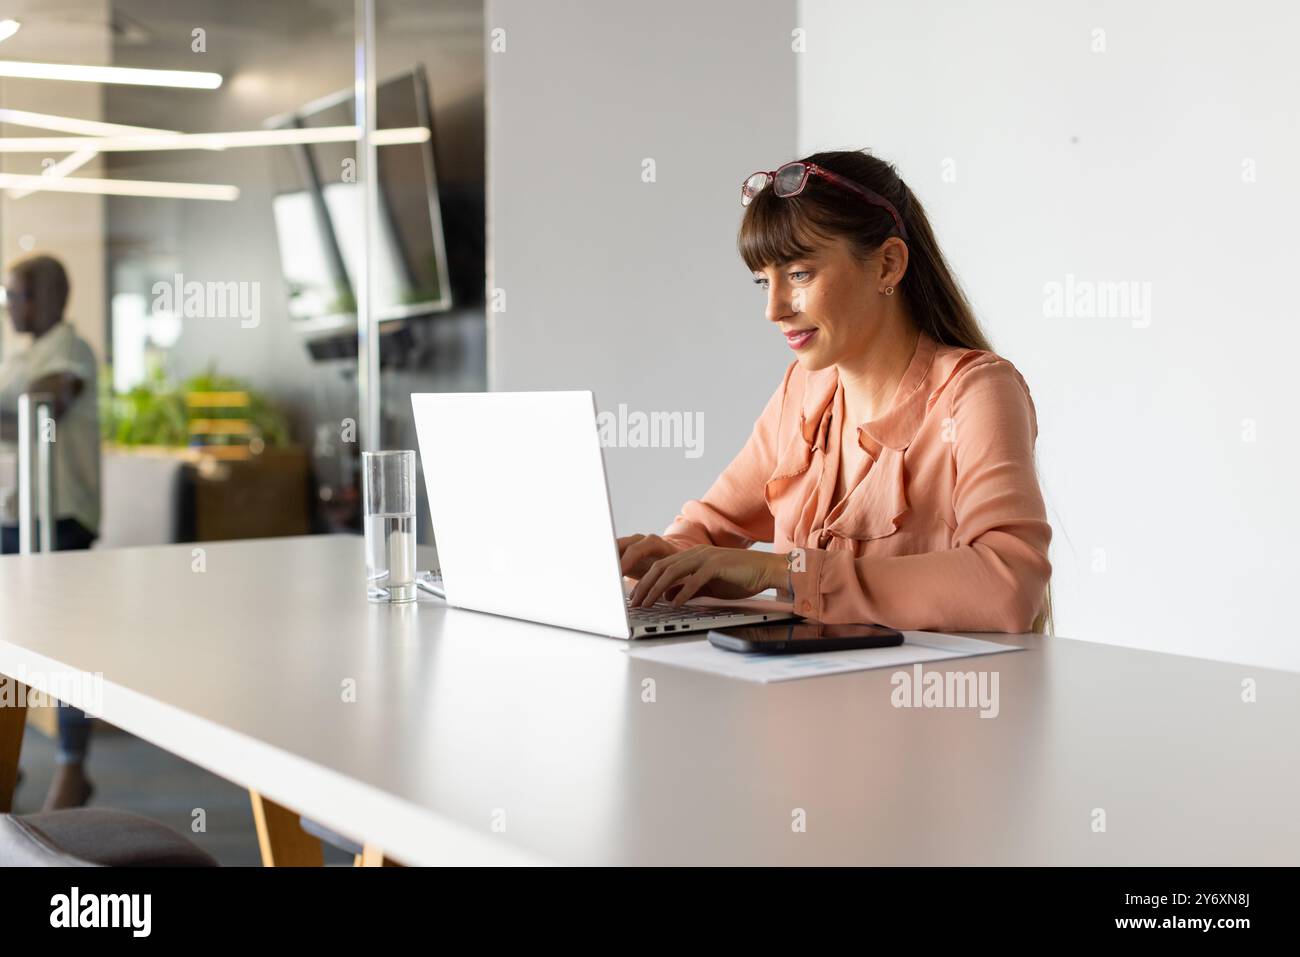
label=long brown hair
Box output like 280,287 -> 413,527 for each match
738,148 -> 1053,636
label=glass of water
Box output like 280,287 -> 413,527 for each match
362,450 -> 417,603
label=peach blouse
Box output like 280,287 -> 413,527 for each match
662,332 -> 1052,633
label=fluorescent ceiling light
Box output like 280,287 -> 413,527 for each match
0,108 -> 182,137
4,148 -> 98,199
0,20 -> 20,44
0,125 -> 430,153
0,111 -> 216,200
0,121 -> 427,202
0,173 -> 238,201
0,59 -> 222,89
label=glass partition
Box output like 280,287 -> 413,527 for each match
0,0 -> 485,551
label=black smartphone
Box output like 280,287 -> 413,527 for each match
708,621 -> 904,654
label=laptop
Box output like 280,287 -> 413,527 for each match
410,391 -> 797,639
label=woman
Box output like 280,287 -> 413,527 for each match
618,150 -> 1052,634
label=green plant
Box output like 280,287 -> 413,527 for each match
101,362 -> 291,449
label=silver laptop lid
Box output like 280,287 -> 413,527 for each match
411,391 -> 630,637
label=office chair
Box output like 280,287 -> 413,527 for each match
0,808 -> 218,867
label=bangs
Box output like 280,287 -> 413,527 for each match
737,191 -> 831,272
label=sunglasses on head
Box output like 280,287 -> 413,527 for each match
740,161 -> 909,242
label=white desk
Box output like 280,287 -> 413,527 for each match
1,535 -> 1297,865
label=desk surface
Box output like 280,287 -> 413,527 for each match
2,535 -> 1297,865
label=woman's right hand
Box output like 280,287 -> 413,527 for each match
617,533 -> 685,580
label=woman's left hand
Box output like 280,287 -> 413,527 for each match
627,545 -> 787,607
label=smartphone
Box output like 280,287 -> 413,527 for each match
708,621 -> 905,654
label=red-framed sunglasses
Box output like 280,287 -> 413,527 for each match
740,161 -> 908,242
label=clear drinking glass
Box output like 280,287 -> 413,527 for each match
362,450 -> 417,603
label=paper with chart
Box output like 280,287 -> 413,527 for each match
625,631 -> 1023,683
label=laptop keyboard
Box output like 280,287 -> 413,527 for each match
626,599 -> 748,624
424,570 -> 751,631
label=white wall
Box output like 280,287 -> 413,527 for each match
486,0 -> 798,538
797,0 -> 1300,669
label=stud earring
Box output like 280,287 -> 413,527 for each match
883,285 -> 895,296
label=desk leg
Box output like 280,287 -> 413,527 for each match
249,790 -> 323,867
358,843 -> 403,867
0,679 -> 28,814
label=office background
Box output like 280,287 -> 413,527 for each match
1,0 -> 486,547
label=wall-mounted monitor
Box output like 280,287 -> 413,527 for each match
266,65 -> 452,348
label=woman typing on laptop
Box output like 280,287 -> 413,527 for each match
618,150 -> 1052,634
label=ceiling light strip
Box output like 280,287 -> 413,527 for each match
0,173 -> 238,201
0,125 -> 430,153
0,59 -> 222,89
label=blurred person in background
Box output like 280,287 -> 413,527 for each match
0,253 -> 101,810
